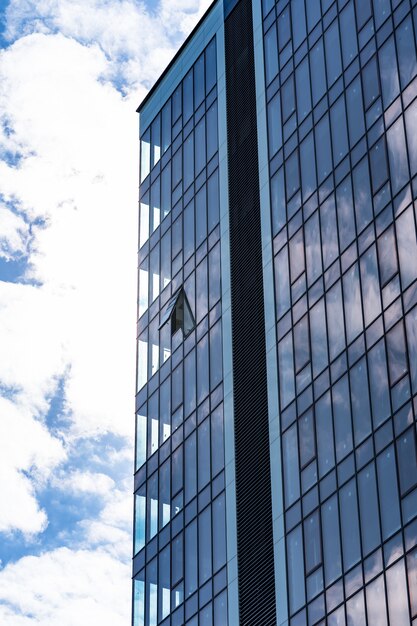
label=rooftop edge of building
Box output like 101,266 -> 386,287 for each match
136,0 -> 219,114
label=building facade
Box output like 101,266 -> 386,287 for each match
134,0 -> 417,624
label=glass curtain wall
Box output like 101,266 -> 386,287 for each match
262,0 -> 417,624
134,37 -> 228,626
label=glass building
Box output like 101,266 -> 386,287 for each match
133,0 -> 417,624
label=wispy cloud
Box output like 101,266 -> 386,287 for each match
0,0 -> 211,622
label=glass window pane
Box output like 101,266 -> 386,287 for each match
205,38 -> 217,94
275,246 -> 290,318
211,404 -> 224,477
213,493 -> 227,572
161,102 -> 171,154
299,408 -> 315,467
366,575 -> 388,625
370,137 -> 388,193
196,184 -> 207,246
159,459 -> 170,528
135,485 -> 146,553
336,175 -> 355,251
183,69 -> 193,121
278,332 -> 295,408
283,423 -> 300,506
405,99 -> 417,177
352,158 -> 372,233
340,479 -> 361,570
322,494 -> 342,584
310,298 -> 328,377
207,169 -> 219,232
315,113 -> 332,184
287,525 -> 306,613
151,115 -> 161,168
396,206 -> 417,289
183,199 -> 194,261
368,339 -> 391,428
363,56 -> 380,109
172,532 -> 183,585
198,417 -> 210,490
184,349 -> 196,416
350,357 -> 372,445
320,193 -> 339,269
373,0 -> 392,29
147,472 -> 158,540
268,92 -> 282,156
304,510 -> 322,573
310,38 -> 326,105
358,463 -> 381,556
271,167 -> 286,234
185,432 -> 197,503
159,546 -> 170,621
377,225 -> 398,285
355,0 -> 372,29
300,131 -> 317,202
377,445 -> 401,540
146,559 -> 157,626
396,428 -> 417,495
305,211 -> 322,285
331,96 -> 349,165
282,74 -> 295,122
343,263 -> 363,343
161,165 -> 171,219
194,53 -> 205,109
386,321 -> 407,384
379,36 -> 400,108
406,307 -> 417,394
294,315 -> 310,373
140,129 -> 151,182
387,117 -> 409,195
346,590 -> 366,626
277,7 -> 291,49
140,196 -> 150,248
340,2 -> 358,67
316,391 -> 335,477
264,24 -> 279,84
195,117 -> 206,175
325,20 -> 342,85
407,549 -> 417,617
332,375 -> 353,462
386,559 -> 410,626
207,102 -> 218,161
210,320 -> 223,391
326,281 -> 345,360
183,132 -> 194,190
199,506 -> 212,584
360,244 -> 381,327
134,574 -> 145,626
296,57 -> 311,121
292,0 -> 306,48
185,519 -> 198,597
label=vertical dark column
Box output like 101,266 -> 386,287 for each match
224,1 -> 276,624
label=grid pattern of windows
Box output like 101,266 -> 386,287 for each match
262,0 -> 417,624
134,37 -> 228,626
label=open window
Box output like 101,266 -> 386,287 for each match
159,288 -> 195,337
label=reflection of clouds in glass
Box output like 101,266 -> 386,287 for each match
366,575 -> 388,626
396,206 -> 417,289
343,263 -> 363,343
386,559 -> 410,626
346,589 -> 365,625
278,332 -> 295,409
326,281 -> 345,360
360,244 -> 381,327
408,549 -> 417,616
405,99 -> 417,176
387,116 -> 409,195
406,307 -> 417,394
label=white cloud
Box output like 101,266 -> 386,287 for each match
0,0 -> 208,622
0,547 -> 131,626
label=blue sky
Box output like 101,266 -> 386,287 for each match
0,1 -> 210,623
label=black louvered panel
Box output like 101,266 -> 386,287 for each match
225,1 -> 277,624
